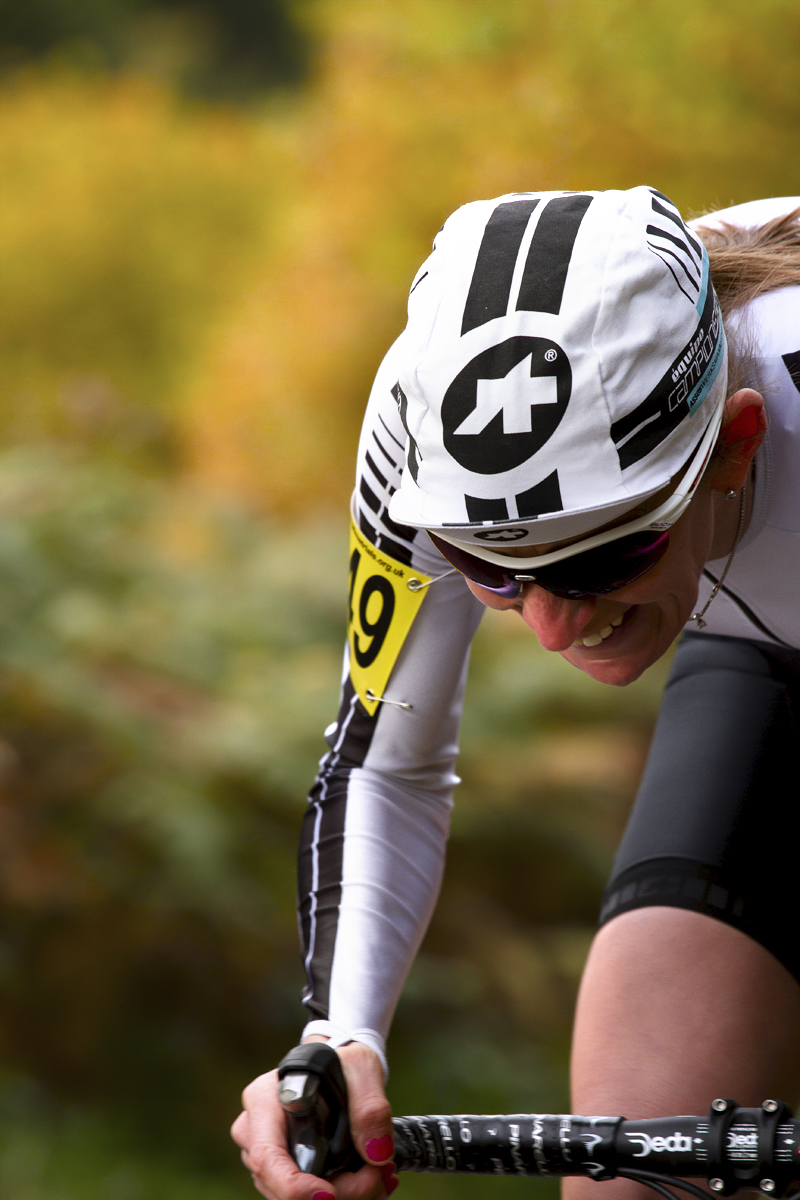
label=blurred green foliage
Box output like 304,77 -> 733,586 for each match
0,0 -> 798,1193
0,446 -> 669,1195
0,447 -> 341,1192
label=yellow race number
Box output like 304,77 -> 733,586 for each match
347,518 -> 431,715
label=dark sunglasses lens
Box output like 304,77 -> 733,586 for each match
429,529 -> 669,600
428,532 -> 520,595
531,531 -> 670,598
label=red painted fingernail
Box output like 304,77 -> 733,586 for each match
380,1161 -> 396,1182
725,407 -> 760,443
386,1176 -> 400,1196
366,1135 -> 394,1162
312,1192 -> 335,1200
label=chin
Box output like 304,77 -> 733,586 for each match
561,606 -> 681,686
562,650 -> 656,686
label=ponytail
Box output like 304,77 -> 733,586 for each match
695,206 -> 800,397
697,205 -> 800,320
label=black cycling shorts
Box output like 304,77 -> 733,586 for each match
599,631 -> 800,984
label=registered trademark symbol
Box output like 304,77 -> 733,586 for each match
544,348 -> 557,362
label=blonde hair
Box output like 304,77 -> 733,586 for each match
697,205 -> 800,320
695,205 -> 800,395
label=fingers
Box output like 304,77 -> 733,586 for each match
231,1048 -> 399,1200
335,1043 -> 395,1170
231,1069 -> 340,1200
329,1161 -> 395,1200
378,1163 -> 400,1196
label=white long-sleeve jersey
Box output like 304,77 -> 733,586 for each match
689,201 -> 800,648
297,198 -> 800,1073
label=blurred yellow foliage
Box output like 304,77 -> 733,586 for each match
0,69 -> 285,449
2,0 -> 798,513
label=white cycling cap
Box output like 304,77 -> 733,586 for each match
387,185 -> 727,549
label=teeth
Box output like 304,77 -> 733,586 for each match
575,621 -> 619,648
611,616 -> 624,626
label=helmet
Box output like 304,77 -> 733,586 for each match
387,186 -> 727,558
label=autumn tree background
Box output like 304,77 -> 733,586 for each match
1,2 -> 798,1196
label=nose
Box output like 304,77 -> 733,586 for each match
517,585 -> 596,650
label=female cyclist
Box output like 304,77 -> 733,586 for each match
232,188 -> 800,1200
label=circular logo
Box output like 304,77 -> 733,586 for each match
472,527 -> 528,542
441,336 -> 571,474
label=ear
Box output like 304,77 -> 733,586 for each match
704,388 -> 766,493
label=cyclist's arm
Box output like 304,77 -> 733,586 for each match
233,339 -> 483,1199
299,335 -> 484,1068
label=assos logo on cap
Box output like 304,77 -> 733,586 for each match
472,527 -> 528,542
441,336 -> 571,474
625,1132 -> 694,1158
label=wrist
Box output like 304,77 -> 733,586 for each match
300,1021 -> 388,1079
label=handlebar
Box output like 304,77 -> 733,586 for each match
277,1044 -> 800,1196
392,1108 -> 799,1192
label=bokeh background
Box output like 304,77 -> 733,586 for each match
1,2 -> 798,1196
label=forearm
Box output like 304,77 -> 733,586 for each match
297,567 -> 482,1070
296,331 -> 483,1070
300,767 -> 452,1070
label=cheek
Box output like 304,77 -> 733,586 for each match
608,539 -> 703,606
612,498 -> 711,605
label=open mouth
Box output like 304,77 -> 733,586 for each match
573,611 -> 630,648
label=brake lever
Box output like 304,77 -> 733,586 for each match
277,1043 -> 365,1179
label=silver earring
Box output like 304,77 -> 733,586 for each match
725,489 -> 737,500
692,485 -> 747,628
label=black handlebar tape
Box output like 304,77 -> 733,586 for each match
391,1110 -> 800,1190
277,1044 -> 364,1178
392,1114 -> 622,1178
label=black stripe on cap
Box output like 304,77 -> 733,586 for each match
516,470 -> 562,518
465,495 -> 509,521
648,249 -> 694,304
611,285 -> 721,468
461,199 -> 540,335
646,225 -> 701,281
650,195 -> 703,257
516,194 -> 593,315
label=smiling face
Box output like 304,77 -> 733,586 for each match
465,484 -> 718,685
458,387 -> 766,685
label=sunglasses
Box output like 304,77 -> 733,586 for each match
428,528 -> 671,599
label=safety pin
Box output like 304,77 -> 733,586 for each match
365,689 -> 412,710
407,569 -> 457,592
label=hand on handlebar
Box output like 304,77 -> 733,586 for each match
231,1037 -> 399,1199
